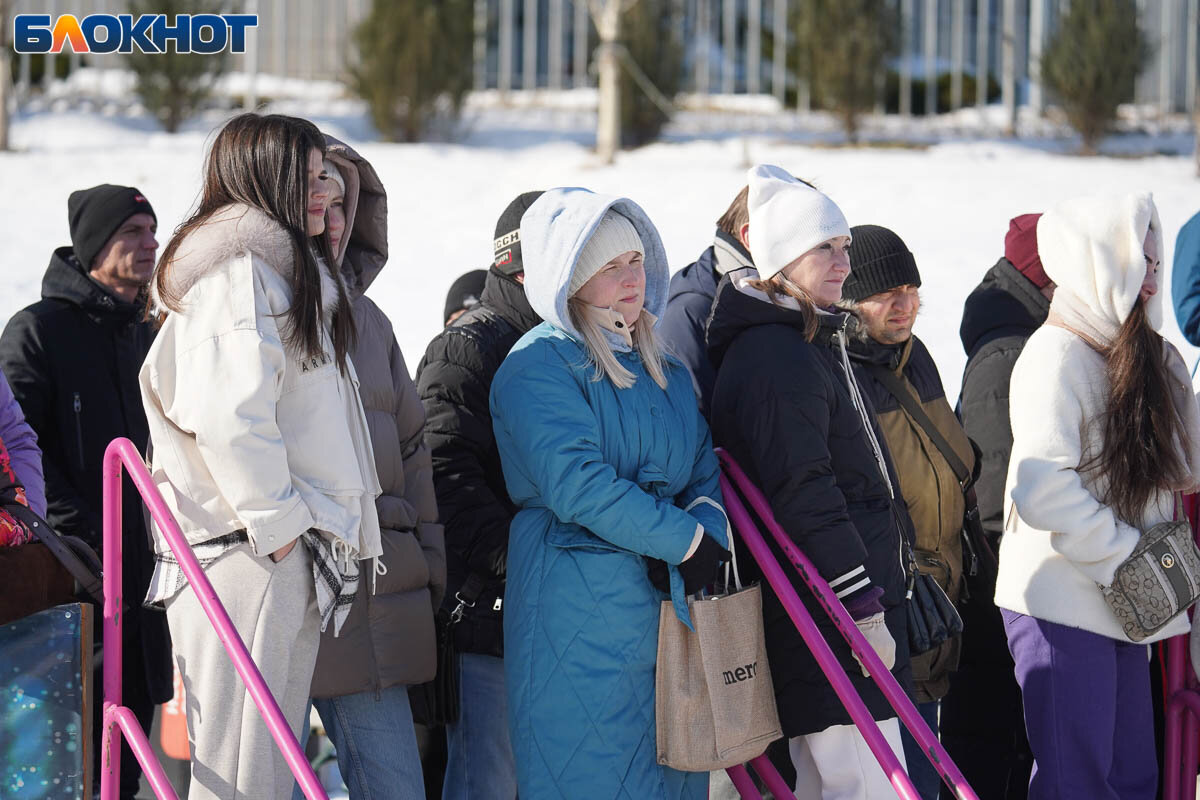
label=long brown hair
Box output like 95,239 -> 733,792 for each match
1083,298 -> 1186,524
745,274 -> 819,341
155,113 -> 356,371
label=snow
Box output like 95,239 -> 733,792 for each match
3,75 -> 1199,402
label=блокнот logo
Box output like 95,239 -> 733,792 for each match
13,14 -> 257,54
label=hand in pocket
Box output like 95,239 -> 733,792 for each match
269,540 -> 297,563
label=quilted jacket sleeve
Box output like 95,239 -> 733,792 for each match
490,346 -> 705,565
417,328 -> 515,580
1007,336 -> 1140,585
674,404 -> 728,548
389,333 -> 446,611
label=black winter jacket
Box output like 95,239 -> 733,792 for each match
958,258 -> 1050,542
707,278 -> 913,736
0,247 -> 172,703
416,268 -> 541,657
659,230 -> 754,416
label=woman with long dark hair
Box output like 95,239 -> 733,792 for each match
996,193 -> 1200,798
140,113 -> 383,800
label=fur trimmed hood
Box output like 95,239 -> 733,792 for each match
152,203 -> 342,314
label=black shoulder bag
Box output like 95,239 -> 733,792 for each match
866,365 -> 986,655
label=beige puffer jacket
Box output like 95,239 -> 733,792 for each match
310,136 -> 446,696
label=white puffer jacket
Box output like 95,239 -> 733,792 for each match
139,204 -> 382,562
995,192 -> 1200,642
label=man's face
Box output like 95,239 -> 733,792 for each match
857,284 -> 920,345
89,212 -> 158,294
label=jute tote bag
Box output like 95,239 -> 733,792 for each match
655,498 -> 782,771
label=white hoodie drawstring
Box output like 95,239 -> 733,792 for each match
834,317 -> 895,500
372,556 -> 387,595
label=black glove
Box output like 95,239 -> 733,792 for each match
646,557 -> 671,593
678,535 -> 732,595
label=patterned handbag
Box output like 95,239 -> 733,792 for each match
1102,494 -> 1200,642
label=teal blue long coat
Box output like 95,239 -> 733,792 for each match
490,188 -> 728,799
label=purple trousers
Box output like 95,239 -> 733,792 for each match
1001,609 -> 1156,800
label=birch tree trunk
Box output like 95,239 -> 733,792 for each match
0,0 -> 10,152
592,0 -> 630,163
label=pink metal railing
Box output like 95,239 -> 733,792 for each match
717,449 -> 980,800
100,437 -> 326,800
1163,493 -> 1200,800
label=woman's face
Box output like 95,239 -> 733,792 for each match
326,180 -> 346,254
779,235 -> 852,307
575,250 -> 646,327
1141,227 -> 1160,302
306,147 -> 329,237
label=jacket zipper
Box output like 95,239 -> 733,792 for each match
73,392 -> 86,471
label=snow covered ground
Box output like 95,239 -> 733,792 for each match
3,79 -> 1199,402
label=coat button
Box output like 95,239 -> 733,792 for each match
650,406 -> 661,416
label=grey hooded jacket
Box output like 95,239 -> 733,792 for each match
309,136 -> 446,697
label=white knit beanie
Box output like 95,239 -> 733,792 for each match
323,159 -> 346,194
567,211 -> 645,297
747,164 -> 851,281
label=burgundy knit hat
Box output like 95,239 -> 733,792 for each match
1005,213 -> 1050,289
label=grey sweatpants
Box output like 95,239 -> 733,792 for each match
166,542 -> 320,800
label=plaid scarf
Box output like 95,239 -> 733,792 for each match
303,528 -> 359,636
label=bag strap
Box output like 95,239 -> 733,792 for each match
866,365 -> 972,492
8,504 -> 105,606
450,571 -> 488,624
684,495 -> 740,591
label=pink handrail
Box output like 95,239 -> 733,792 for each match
1162,493 -> 1200,800
717,449 -> 980,800
100,437 -> 326,800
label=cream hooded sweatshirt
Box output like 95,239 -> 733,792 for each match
995,192 -> 1200,642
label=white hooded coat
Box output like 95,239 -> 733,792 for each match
995,192 -> 1200,642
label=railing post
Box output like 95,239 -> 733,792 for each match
100,443 -> 125,800
101,438 -> 326,800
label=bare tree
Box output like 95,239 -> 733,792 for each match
0,0 -> 11,152
590,0 -> 641,163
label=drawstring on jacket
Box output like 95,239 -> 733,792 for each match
832,315 -> 895,500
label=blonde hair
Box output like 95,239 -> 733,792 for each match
567,298 -> 670,390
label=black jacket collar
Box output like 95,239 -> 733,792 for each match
845,329 -> 909,373
41,246 -> 145,323
959,257 -> 1051,358
706,273 -> 855,368
480,267 -> 541,334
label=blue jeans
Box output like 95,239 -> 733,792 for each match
899,699 -> 941,800
442,653 -> 516,800
295,685 -> 426,800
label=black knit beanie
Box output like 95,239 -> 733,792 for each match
842,224 -> 922,302
493,191 -> 544,275
67,184 -> 157,270
445,269 -> 489,325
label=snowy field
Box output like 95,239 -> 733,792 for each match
3,84 -> 1200,402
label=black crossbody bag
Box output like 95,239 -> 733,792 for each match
867,365 -> 995,654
